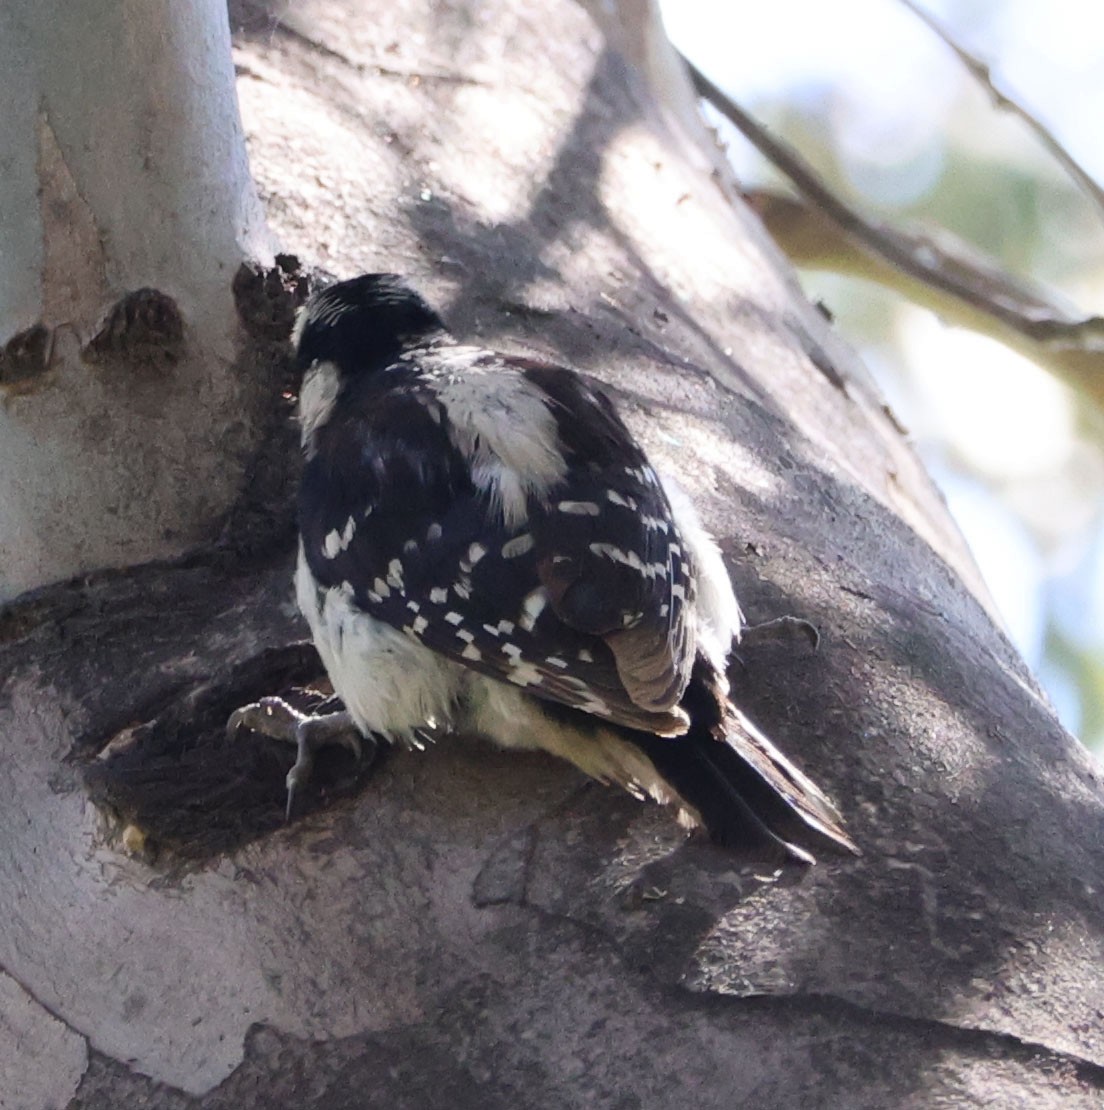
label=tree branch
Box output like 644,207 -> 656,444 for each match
684,58 -> 1104,413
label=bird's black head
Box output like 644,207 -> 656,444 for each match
293,273 -> 447,376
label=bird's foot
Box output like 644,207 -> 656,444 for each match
227,697 -> 373,819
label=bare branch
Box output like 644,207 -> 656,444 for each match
683,59 -> 1104,411
899,0 -> 1104,223
752,191 -> 1104,412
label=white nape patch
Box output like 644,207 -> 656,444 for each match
425,350 -> 568,529
298,360 -> 342,452
295,545 -> 460,740
429,587 -> 449,604
659,471 -> 743,668
501,533 -> 534,559
558,500 -> 600,516
518,587 -> 547,631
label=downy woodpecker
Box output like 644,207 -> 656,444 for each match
231,274 -> 856,863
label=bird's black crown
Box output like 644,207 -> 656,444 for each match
293,273 -> 446,375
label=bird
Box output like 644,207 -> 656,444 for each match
228,273 -> 857,863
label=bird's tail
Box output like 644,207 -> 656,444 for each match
629,665 -> 858,864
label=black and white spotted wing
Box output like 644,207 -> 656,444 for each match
515,362 -> 697,715
299,358 -> 696,735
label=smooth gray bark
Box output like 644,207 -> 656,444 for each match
0,0 -> 271,599
1,0 -> 1102,1107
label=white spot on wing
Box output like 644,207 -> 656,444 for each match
387,559 -> 404,589
558,500 -> 600,516
507,661 -> 543,687
519,587 -> 547,631
322,515 -> 357,559
589,543 -> 665,579
501,534 -> 534,559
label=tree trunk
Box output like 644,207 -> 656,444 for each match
0,0 -> 272,599
2,0 -> 1103,1107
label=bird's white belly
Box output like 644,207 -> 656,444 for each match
295,548 -> 462,742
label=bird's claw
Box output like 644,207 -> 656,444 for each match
226,697 -> 365,820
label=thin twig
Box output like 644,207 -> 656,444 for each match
899,0 -> 1104,224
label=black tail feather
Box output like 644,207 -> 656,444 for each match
626,661 -> 858,863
